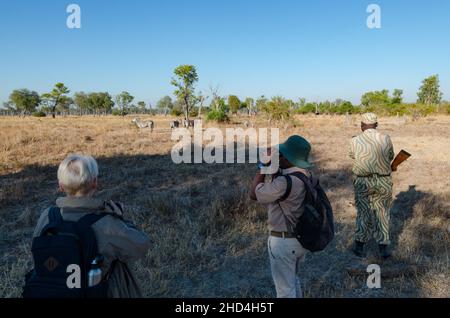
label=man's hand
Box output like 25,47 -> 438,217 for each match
250,171 -> 266,201
104,200 -> 124,217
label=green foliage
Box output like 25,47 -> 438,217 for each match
112,109 -> 128,116
362,103 -> 438,116
115,91 -> 134,116
171,106 -> 183,116
171,65 -> 199,120
255,96 -> 267,113
335,101 -> 356,114
41,83 -> 70,118
156,96 -> 174,114
263,96 -> 291,121
361,90 -> 391,107
244,97 -> 255,113
74,92 -> 114,113
228,95 -> 241,114
206,97 -> 229,122
297,103 -> 317,114
417,75 -> 443,105
9,89 -> 41,113
206,109 -> 229,122
32,111 -> 46,117
392,89 -> 403,104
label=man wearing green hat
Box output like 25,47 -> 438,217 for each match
250,135 -> 313,298
349,113 -> 395,259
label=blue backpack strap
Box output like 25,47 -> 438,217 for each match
48,206 -> 62,222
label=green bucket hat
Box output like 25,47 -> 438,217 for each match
278,135 -> 312,169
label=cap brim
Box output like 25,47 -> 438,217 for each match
279,144 -> 312,169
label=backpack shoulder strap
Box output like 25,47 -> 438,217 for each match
77,213 -> 109,228
48,206 -> 62,222
39,207 -> 63,236
290,171 -> 318,200
278,175 -> 292,202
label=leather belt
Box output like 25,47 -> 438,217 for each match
270,231 -> 296,238
356,173 -> 391,178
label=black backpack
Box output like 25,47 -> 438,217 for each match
23,207 -> 111,298
278,172 -> 334,252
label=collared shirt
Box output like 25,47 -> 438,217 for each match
255,167 -> 310,232
349,129 -> 395,176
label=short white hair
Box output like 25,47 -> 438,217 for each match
57,154 -> 98,196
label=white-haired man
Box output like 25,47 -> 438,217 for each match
29,154 -> 150,298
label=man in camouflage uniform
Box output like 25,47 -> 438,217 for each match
349,113 -> 394,259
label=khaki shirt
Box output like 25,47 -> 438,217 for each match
349,128 -> 395,176
33,196 -> 151,297
255,167 -> 310,232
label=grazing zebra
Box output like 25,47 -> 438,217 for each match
183,119 -> 195,128
170,120 -> 180,129
132,118 -> 154,132
243,120 -> 253,128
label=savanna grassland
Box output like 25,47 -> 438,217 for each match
0,114 -> 449,298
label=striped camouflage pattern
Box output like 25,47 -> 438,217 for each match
349,129 -> 395,176
353,175 -> 393,244
349,128 -> 394,245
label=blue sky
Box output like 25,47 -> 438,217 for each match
1,0 -> 449,106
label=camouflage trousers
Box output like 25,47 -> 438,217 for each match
353,175 -> 393,245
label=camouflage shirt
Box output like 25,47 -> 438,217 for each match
349,129 -> 395,176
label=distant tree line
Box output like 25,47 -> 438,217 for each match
1,83 -> 156,117
2,74 -> 449,119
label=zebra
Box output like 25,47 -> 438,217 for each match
132,118 -> 154,132
183,119 -> 195,128
170,120 -> 180,129
243,120 -> 254,128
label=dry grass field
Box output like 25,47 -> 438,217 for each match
0,114 -> 449,298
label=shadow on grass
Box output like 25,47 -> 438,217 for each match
390,185 -> 427,252
0,153 -> 446,298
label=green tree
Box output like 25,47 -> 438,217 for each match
392,89 -> 403,104
137,101 -> 147,114
156,96 -> 174,115
245,97 -> 255,114
42,83 -> 70,118
417,75 -> 443,105
56,96 -> 74,113
297,103 -> 317,114
264,96 -> 290,122
171,65 -> 199,122
361,90 -> 391,107
74,92 -> 90,113
74,92 -> 114,114
9,89 -> 41,114
228,95 -> 241,114
91,92 -> 114,114
115,91 -> 134,116
206,97 -> 228,122
298,98 -> 306,109
255,96 -> 267,113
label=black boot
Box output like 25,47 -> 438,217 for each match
379,244 -> 391,259
352,241 -> 366,258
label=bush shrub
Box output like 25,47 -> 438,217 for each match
296,103 -> 317,114
32,111 -> 46,117
206,109 -> 229,122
